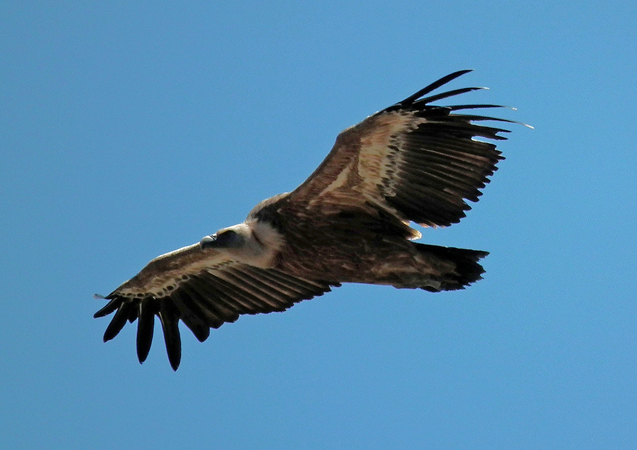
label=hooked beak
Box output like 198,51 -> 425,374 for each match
199,234 -> 217,249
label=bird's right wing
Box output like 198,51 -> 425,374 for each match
94,243 -> 337,370
289,70 -> 525,227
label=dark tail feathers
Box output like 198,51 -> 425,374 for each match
414,243 -> 489,292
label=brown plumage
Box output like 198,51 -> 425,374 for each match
95,70 -> 524,370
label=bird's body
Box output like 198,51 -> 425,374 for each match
95,70 -> 524,370
250,196 -> 485,290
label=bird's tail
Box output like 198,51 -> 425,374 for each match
413,243 -> 488,292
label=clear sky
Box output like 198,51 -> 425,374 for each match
2,2 -> 636,449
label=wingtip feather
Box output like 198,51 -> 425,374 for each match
159,299 -> 182,371
398,70 -> 475,106
136,302 -> 155,363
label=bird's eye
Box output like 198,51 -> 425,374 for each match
215,229 -> 238,245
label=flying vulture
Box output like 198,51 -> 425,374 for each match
95,70 -> 523,370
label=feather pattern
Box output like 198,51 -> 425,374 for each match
96,243 -> 335,370
290,69 -> 514,228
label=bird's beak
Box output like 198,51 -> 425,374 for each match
200,234 -> 217,249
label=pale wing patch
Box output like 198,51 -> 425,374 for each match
357,112 -> 422,196
114,244 -> 233,298
312,159 -> 355,201
355,112 -> 424,214
308,159 -> 375,213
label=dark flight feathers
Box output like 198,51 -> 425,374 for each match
95,264 -> 336,370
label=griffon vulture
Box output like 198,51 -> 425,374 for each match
95,70 -> 524,370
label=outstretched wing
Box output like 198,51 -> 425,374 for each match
94,243 -> 337,370
290,70 -> 522,227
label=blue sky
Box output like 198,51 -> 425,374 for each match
1,1 -> 636,448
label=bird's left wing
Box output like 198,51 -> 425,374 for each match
94,243 -> 337,370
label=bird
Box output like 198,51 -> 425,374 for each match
94,70 -> 524,370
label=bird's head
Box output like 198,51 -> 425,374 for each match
200,225 -> 247,250
200,221 -> 282,268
